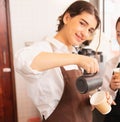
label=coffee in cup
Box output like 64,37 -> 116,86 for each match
90,91 -> 111,115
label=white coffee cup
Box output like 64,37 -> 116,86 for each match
90,91 -> 111,115
113,68 -> 120,76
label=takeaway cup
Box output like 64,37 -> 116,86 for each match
113,68 -> 120,77
90,91 -> 111,115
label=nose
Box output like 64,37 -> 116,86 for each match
81,28 -> 90,40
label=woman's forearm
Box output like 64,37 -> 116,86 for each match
30,52 -> 79,71
30,52 -> 99,73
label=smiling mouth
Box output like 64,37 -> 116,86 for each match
75,33 -> 83,42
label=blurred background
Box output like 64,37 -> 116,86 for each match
1,0 -> 120,122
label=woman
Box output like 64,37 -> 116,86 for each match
103,17 -> 120,122
15,1 -> 109,122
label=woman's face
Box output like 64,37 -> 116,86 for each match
61,11 -> 97,47
116,22 -> 120,45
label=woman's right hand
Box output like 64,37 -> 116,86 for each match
77,55 -> 99,74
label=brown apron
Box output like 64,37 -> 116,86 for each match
42,67 -> 92,122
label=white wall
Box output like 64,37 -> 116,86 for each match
10,0 -> 83,52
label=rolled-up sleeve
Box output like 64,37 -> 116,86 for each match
14,41 -> 52,77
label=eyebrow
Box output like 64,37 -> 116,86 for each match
81,18 -> 88,25
81,18 -> 96,31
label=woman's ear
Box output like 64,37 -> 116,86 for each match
63,12 -> 71,24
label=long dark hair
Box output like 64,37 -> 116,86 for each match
57,0 -> 101,32
116,17 -> 120,29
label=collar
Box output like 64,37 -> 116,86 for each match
46,37 -> 77,53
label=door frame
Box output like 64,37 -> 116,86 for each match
6,0 -> 18,121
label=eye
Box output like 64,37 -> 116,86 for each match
117,31 -> 120,37
117,33 -> 120,37
88,29 -> 95,35
80,21 -> 86,27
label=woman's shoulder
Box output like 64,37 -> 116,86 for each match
106,55 -> 120,68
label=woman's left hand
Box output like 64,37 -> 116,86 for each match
105,91 -> 116,105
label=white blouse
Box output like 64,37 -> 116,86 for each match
14,37 -> 78,119
102,54 -> 120,99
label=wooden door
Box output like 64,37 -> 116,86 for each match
0,0 -> 17,122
